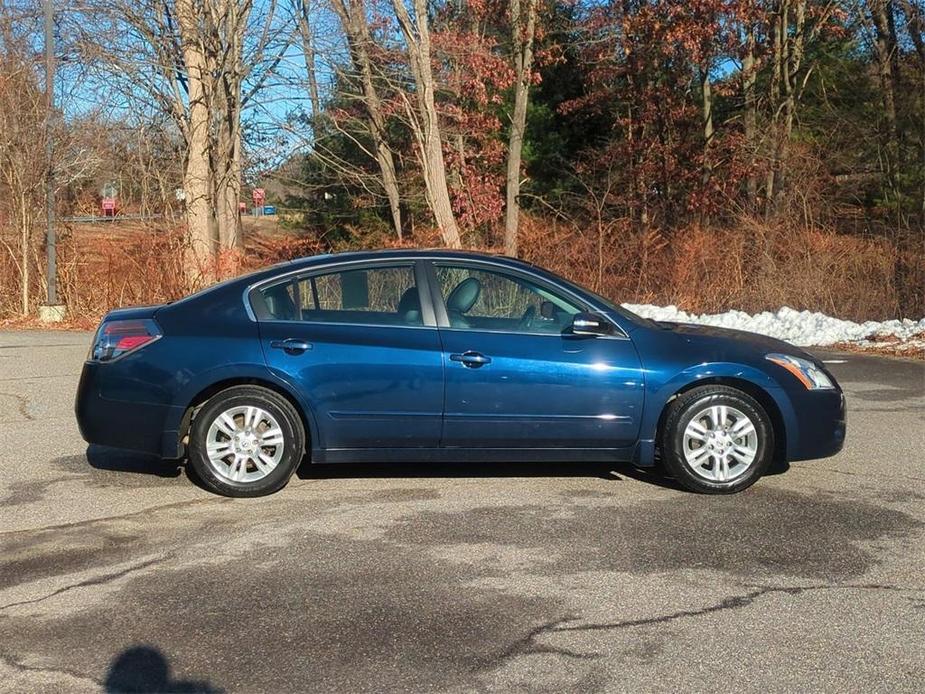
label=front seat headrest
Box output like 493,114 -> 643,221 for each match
446,277 -> 481,314
397,287 -> 420,315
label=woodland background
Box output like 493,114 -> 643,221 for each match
0,0 -> 922,325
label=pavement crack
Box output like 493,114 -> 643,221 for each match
492,617 -> 600,665
0,649 -> 102,686
0,496 -> 233,538
0,391 -> 33,421
554,586 -> 806,634
493,582 -> 923,666
0,558 -> 162,613
794,463 -> 925,485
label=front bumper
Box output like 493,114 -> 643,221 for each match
788,388 -> 846,461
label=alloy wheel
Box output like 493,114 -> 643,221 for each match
205,405 -> 286,483
681,405 -> 758,483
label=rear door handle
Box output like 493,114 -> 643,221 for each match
450,351 -> 491,368
270,338 -> 312,355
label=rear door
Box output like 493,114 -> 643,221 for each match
252,261 -> 444,450
429,261 -> 645,449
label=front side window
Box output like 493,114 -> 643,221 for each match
258,265 -> 423,326
434,264 -> 581,333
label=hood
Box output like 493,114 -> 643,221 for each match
655,321 -> 813,360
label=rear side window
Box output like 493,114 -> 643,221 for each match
257,265 -> 423,326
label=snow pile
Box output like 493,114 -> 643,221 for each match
622,303 -> 925,348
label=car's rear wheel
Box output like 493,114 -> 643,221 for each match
188,385 -> 305,497
660,385 -> 773,494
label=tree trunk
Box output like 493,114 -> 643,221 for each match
902,0 -> 925,220
391,0 -> 462,248
700,63 -> 714,224
742,21 -> 758,207
296,0 -> 323,125
20,192 -> 29,316
215,123 -> 243,254
332,0 -> 404,240
766,0 -> 808,216
899,0 -> 925,65
869,0 -> 900,197
764,3 -> 785,214
176,0 -> 217,284
503,0 -> 537,257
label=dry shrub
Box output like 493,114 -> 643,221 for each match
16,224 -> 332,324
2,213 -> 918,325
242,232 -> 328,269
518,213 -> 914,322
57,223 -> 188,321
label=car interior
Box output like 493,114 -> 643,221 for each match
256,267 -> 579,333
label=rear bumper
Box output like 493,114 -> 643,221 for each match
75,362 -> 182,457
788,389 -> 846,461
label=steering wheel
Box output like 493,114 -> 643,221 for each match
518,305 -> 536,330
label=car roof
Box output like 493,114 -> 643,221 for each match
285,248 -> 534,270
173,249 -> 544,308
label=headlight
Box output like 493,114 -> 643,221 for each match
766,353 -> 834,390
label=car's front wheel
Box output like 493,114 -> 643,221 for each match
660,385 -> 773,494
188,385 -> 305,497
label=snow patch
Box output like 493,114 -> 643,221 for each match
621,304 -> 925,348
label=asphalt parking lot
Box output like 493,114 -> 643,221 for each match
0,331 -> 923,693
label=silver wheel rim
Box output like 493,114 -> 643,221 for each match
682,405 -> 758,483
205,406 -> 285,483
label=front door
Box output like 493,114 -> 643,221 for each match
430,262 -> 645,449
255,262 -> 444,450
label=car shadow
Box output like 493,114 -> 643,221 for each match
104,645 -> 220,693
294,457 -> 790,492
295,458 -> 623,481
86,445 -> 183,478
294,458 -> 695,491
83,445 -> 788,494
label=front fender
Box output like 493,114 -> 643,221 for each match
635,361 -> 800,466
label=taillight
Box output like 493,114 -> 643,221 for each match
89,319 -> 162,362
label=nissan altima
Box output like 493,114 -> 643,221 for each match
75,250 -> 845,496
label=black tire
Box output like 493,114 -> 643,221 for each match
188,385 -> 305,497
660,385 -> 774,494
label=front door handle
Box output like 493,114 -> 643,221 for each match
270,338 -> 312,355
450,351 -> 491,368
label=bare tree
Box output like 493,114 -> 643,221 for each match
0,19 -> 102,315
764,0 -> 840,214
390,0 -> 462,247
75,0 -> 288,282
503,0 -> 538,256
0,58 -> 45,314
295,0 -> 323,124
741,15 -> 759,207
865,0 -> 901,197
328,0 -> 404,240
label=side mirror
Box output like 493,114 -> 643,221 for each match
569,312 -> 613,336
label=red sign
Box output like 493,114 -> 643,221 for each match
101,197 -> 116,216
252,188 -> 265,205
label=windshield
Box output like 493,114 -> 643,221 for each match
551,275 -> 659,329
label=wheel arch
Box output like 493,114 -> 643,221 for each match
177,376 -> 317,457
655,376 -> 788,464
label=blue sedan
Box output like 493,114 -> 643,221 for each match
75,250 -> 846,496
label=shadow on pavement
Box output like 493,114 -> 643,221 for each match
86,445 -> 183,478
104,645 -> 221,693
84,445 -> 790,493
293,458 -> 698,486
